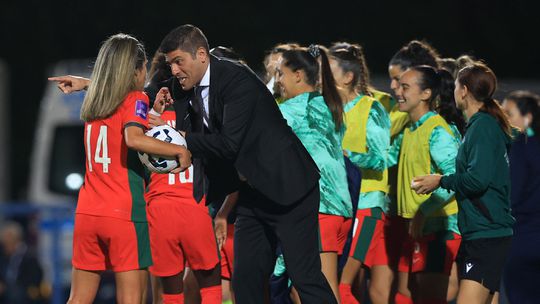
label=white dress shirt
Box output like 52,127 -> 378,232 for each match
192,64 -> 211,127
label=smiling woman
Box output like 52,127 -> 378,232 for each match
387,65 -> 463,304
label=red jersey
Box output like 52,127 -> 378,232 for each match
77,91 -> 150,222
145,108 -> 203,205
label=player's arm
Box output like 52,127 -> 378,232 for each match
48,75 -> 90,93
124,125 -> 192,171
214,191 -> 239,250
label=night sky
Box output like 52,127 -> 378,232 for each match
1,0 -> 539,199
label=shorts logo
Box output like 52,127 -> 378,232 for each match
135,100 -> 148,120
466,262 -> 474,273
352,219 -> 359,237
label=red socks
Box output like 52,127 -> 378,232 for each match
395,292 -> 413,304
339,283 -> 360,304
200,285 -> 222,304
162,293 -> 184,304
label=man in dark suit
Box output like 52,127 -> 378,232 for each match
159,25 -> 336,303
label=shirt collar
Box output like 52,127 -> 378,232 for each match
409,111 -> 436,131
344,94 -> 365,112
199,64 -> 210,87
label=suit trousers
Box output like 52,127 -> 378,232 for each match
232,183 -> 337,304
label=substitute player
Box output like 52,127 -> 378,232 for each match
326,42 -> 392,304
389,66 -> 464,304
277,45 -> 353,302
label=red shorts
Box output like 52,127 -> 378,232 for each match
220,223 -> 235,280
147,199 -> 219,277
318,214 -> 352,254
398,229 -> 461,275
349,208 -> 388,267
72,214 -> 152,272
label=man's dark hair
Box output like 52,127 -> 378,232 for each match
159,24 -> 210,57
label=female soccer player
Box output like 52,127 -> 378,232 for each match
386,41 -> 460,303
277,45 -> 353,302
145,87 -> 222,304
387,40 -> 441,139
263,43 -> 300,101
413,63 -> 515,304
390,66 -> 464,304
327,42 -> 392,304
67,33 -> 191,304
502,91 -> 540,304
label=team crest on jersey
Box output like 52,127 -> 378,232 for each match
135,100 -> 148,119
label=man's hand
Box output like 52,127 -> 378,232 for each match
48,75 -> 90,93
214,215 -> 228,250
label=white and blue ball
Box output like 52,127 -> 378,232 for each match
138,125 -> 186,173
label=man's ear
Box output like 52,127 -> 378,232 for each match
196,47 -> 209,63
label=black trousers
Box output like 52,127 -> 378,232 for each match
232,184 -> 337,304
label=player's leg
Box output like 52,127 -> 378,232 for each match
68,214 -> 105,304
115,269 -> 149,304
319,214 -> 348,302
411,231 -> 460,303
183,203 -> 222,304
457,280 -> 492,304
147,200 -> 186,303
369,265 -> 394,304
67,268 -> 102,304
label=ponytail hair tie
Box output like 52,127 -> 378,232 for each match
484,97 -> 495,104
308,44 -> 321,58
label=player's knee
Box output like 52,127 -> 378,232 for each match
116,291 -> 143,304
67,297 -> 93,304
194,264 -> 221,288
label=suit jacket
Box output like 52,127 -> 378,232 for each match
182,55 -> 320,206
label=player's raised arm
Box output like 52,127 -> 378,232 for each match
48,75 -> 90,93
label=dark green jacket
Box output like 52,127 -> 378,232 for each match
440,111 -> 515,240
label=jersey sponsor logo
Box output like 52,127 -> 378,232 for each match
135,100 -> 148,119
466,262 -> 474,273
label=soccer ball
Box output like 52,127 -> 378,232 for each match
138,125 -> 187,173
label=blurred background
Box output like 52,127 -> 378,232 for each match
0,0 -> 539,302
